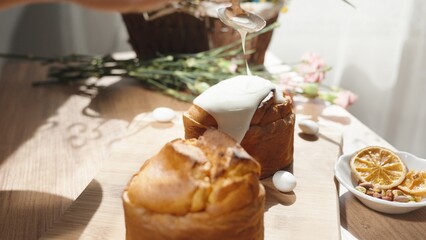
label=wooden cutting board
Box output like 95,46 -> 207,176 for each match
41,112 -> 342,240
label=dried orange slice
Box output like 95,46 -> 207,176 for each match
398,171 -> 426,196
350,146 -> 407,189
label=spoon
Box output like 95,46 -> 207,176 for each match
217,0 -> 266,33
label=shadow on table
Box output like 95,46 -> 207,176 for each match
339,191 -> 426,240
298,131 -> 341,150
294,98 -> 351,126
298,132 -> 319,141
0,182 -> 102,240
39,180 -> 103,240
82,78 -> 190,123
0,63 -> 190,167
0,62 -> 187,240
0,190 -> 71,240
263,178 -> 297,211
0,181 -> 102,240
0,61 -> 81,166
262,164 -> 297,211
74,78 -> 191,148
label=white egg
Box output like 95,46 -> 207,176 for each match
298,119 -> 319,135
152,107 -> 176,123
272,171 -> 297,192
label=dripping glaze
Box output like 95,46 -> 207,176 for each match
193,75 -> 284,143
194,1 -> 283,143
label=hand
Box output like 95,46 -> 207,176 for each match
0,0 -> 176,12
71,0 -> 176,12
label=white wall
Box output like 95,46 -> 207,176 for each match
269,0 -> 426,158
0,3 -> 130,68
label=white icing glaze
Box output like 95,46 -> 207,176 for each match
193,75 -> 284,143
231,16 -> 251,25
237,29 -> 252,76
196,6 -> 284,143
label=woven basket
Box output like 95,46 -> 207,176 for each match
121,11 -> 278,65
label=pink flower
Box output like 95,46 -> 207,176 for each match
296,52 -> 327,83
278,72 -> 304,95
333,90 -> 358,108
301,52 -> 326,66
228,63 -> 238,73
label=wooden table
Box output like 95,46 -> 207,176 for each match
1,60 -> 425,240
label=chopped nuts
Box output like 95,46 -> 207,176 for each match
354,182 -> 424,203
372,192 -> 382,198
359,182 -> 373,189
392,190 -> 405,197
407,195 -> 416,202
394,195 -> 410,203
415,196 -> 424,202
355,186 -> 366,194
366,189 -> 374,196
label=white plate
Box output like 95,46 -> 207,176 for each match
335,150 -> 426,214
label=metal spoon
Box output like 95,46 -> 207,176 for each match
217,0 -> 266,33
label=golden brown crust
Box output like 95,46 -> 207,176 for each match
183,93 -> 295,178
123,129 -> 265,240
123,186 -> 264,240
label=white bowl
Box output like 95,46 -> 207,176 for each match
335,149 -> 426,214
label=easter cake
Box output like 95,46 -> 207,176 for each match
183,75 -> 295,178
122,129 -> 265,240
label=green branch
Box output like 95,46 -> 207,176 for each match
0,22 -> 280,101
